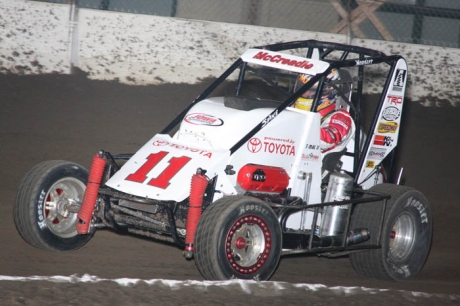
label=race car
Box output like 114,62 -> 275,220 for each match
14,40 -> 432,282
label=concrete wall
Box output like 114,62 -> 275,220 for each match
76,9 -> 345,85
349,38 -> 460,107
1,0 -> 459,106
0,0 -> 71,74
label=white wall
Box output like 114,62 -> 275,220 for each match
77,9 -> 345,85
1,0 -> 459,107
354,39 -> 459,107
0,0 -> 71,74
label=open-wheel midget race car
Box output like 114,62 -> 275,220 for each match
14,40 -> 432,282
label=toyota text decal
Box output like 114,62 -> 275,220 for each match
247,137 -> 295,156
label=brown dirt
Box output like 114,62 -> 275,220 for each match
0,71 -> 459,305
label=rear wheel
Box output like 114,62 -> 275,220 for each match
349,184 -> 432,281
194,196 -> 282,280
14,160 -> 93,251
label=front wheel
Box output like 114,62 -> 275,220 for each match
349,184 -> 432,281
194,196 -> 282,281
14,160 -> 94,251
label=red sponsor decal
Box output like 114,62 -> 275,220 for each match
264,136 -> 295,145
152,140 -> 212,158
302,153 -> 320,161
247,137 -> 295,156
373,135 -> 393,147
253,51 -> 314,70
184,113 -> 223,126
247,137 -> 262,153
386,95 -> 403,105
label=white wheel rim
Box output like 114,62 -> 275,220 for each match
389,213 -> 416,261
42,177 -> 85,238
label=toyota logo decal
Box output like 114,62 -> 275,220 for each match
247,137 -> 262,153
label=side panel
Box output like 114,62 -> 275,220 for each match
176,98 -> 274,150
105,134 -> 230,202
176,98 -> 324,209
228,108 -> 323,206
357,58 -> 408,185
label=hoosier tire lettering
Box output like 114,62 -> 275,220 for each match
194,196 -> 281,281
14,160 -> 94,251
349,184 -> 432,281
239,204 -> 269,216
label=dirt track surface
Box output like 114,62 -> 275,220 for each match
1,71 -> 459,305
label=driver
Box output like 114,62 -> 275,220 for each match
294,69 -> 354,153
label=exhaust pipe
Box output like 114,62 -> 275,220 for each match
320,227 -> 370,247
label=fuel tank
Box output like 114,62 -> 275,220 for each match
237,164 -> 290,193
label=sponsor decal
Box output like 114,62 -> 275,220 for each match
386,95 -> 403,106
378,122 -> 398,133
382,106 -> 401,121
366,160 -> 375,169
373,135 -> 394,147
333,195 -> 350,203
368,147 -> 386,160
247,137 -> 295,156
153,140 -> 169,146
247,137 -> 263,153
302,152 -> 320,162
355,59 -> 373,66
331,118 -> 350,129
151,140 -> 212,158
37,190 -> 47,229
184,113 -> 224,126
253,51 -> 314,70
306,144 -> 320,151
238,205 -> 269,216
263,142 -> 295,156
392,69 -> 407,92
252,169 -> 266,182
262,110 -> 279,128
405,196 -> 429,223
264,136 -> 295,144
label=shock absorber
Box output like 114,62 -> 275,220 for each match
184,169 -> 208,258
77,152 -> 106,234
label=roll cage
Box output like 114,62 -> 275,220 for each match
161,40 -> 405,184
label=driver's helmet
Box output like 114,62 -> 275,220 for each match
294,69 -> 340,112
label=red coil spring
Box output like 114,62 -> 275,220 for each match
184,173 -> 208,251
77,154 -> 106,234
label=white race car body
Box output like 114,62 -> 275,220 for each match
105,98 -> 323,228
105,46 -> 406,230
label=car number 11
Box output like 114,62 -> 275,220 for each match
125,151 -> 191,189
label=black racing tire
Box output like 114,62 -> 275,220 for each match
194,196 -> 282,281
14,160 -> 94,251
349,183 -> 432,281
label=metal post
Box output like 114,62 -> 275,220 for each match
247,0 -> 259,25
411,0 -> 426,44
347,0 -> 352,44
68,0 -> 79,73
